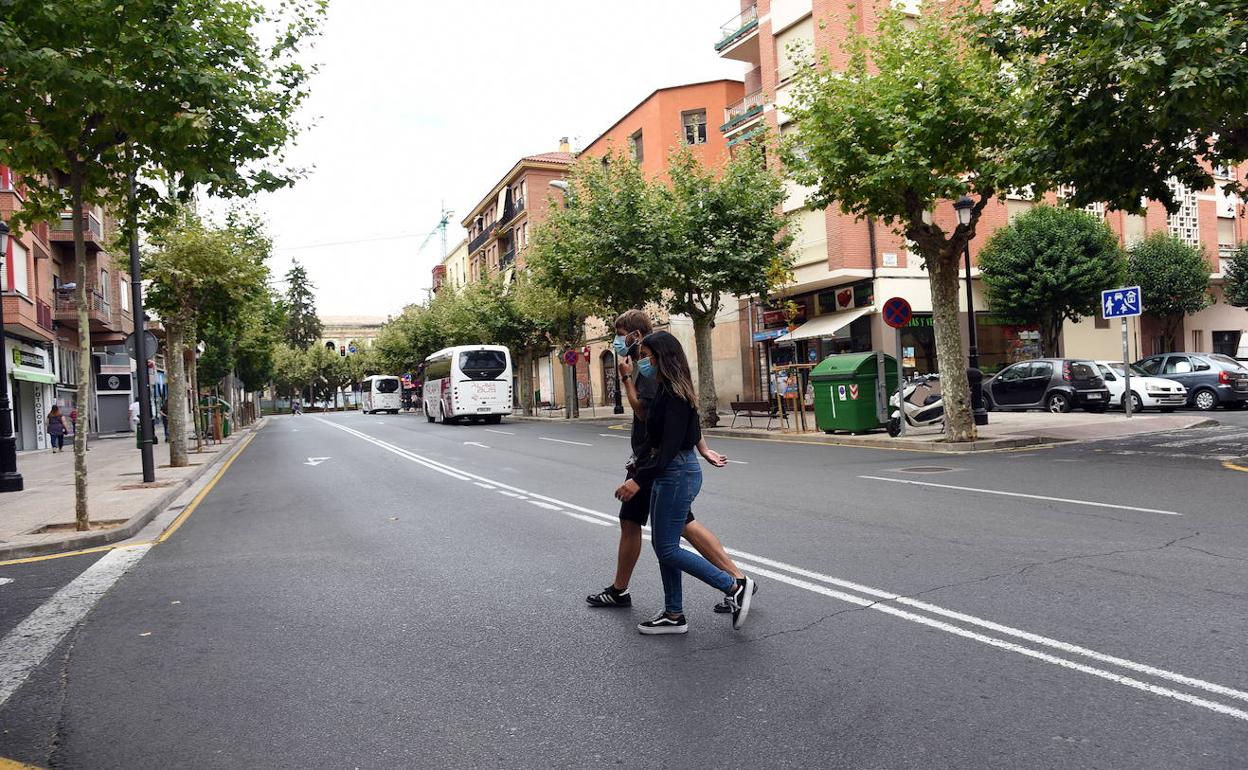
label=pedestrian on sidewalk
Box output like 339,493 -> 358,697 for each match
588,310 -> 751,618
160,399 -> 169,441
614,330 -> 756,635
45,405 -> 67,453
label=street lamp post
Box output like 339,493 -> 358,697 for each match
0,219 -> 25,491
953,196 -> 988,427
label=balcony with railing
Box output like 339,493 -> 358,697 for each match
721,89 -> 766,138
36,299 -> 54,332
715,4 -> 760,62
53,287 -> 116,329
49,210 -> 106,251
468,222 -> 497,254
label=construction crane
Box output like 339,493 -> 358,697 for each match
417,204 -> 454,259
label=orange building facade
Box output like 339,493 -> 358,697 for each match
714,0 -> 1248,400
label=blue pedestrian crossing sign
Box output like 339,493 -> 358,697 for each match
1102,286 -> 1143,319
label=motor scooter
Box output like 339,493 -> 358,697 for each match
887,374 -> 944,437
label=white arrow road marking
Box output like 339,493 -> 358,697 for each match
484,429 -> 514,435
0,578 -> 13,587
539,437 -> 593,447
304,457 -> 331,466
859,475 -> 1183,516
463,441 -> 490,449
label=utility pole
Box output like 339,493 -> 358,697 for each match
128,148 -> 155,482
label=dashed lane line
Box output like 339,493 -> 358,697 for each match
539,437 -> 594,447
316,419 -> 1248,723
484,429 -> 515,435
859,475 -> 1183,516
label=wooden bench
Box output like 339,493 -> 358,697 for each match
537,400 -> 561,414
730,400 -> 788,430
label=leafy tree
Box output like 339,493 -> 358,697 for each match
1128,234 -> 1212,352
236,289 -> 287,392
1225,245 -> 1248,308
305,344 -> 348,409
144,210 -> 268,466
272,344 -> 312,410
978,206 -> 1126,356
283,260 -> 322,350
985,0 -> 1248,212
0,0 -> 323,528
659,145 -> 793,426
785,3 -> 1036,441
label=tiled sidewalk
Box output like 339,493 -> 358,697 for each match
0,430 -> 246,554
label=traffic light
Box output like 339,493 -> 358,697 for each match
339,345 -> 346,357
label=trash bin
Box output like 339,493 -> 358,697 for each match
811,352 -> 899,434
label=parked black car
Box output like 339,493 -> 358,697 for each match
982,358 -> 1111,413
1133,353 -> 1248,411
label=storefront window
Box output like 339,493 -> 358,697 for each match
897,314 -> 1041,377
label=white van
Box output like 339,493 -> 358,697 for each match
422,345 -> 513,425
363,375 -> 402,414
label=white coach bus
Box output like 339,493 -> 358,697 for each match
422,345 -> 513,425
362,375 -> 403,414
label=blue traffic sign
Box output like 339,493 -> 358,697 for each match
1101,286 -> 1143,319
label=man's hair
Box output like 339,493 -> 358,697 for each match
614,309 -> 652,336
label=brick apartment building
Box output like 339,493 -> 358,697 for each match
2,165 -> 136,451
715,0 -> 1247,399
578,79 -> 750,409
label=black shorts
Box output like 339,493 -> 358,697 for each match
619,473 -> 696,526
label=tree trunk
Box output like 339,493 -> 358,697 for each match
1042,315 -> 1062,358
929,255 -> 975,441
691,312 -> 719,428
517,350 -> 535,416
69,169 -> 91,531
166,322 -> 190,467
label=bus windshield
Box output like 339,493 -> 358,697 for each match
459,350 -> 507,381
374,378 -> 400,393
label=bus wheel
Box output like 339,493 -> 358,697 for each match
425,408 -> 435,423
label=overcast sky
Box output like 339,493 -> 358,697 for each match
251,1 -> 741,319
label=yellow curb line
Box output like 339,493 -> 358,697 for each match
1223,460 -> 1248,473
0,432 -> 256,567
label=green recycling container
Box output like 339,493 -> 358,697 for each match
811,352 -> 899,434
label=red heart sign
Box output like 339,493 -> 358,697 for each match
837,289 -> 853,309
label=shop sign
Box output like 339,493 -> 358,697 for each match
13,348 -> 48,369
96,373 -> 132,392
752,328 -> 787,343
907,315 -> 935,328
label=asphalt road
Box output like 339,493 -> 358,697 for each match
0,411 -> 1245,769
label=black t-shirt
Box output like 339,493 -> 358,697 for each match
630,369 -> 658,455
633,385 -> 702,485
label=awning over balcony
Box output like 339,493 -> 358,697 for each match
774,306 -> 875,343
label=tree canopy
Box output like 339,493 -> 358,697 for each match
985,0 -> 1248,212
283,260 -> 322,351
1127,233 -> 1212,350
978,206 -> 1126,356
1224,245 -> 1248,309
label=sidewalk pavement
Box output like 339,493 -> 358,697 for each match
705,410 -> 1216,452
0,424 -> 260,560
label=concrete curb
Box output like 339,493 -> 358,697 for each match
704,428 -> 1051,452
0,420 -> 266,562
507,414 -> 631,424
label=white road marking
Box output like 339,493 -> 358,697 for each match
526,500 -> 562,511
0,545 -> 152,708
304,457 -> 331,466
859,475 -> 1183,516
726,460 -> 749,465
484,429 -> 515,435
326,423 -> 1248,722
473,482 -> 496,490
563,512 -> 612,527
463,441 -> 490,449
0,578 -> 12,587
539,437 -> 593,447
316,419 -> 470,481
599,433 -> 630,439
1155,431 -> 1248,448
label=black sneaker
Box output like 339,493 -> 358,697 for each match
586,585 -> 632,608
724,576 -> 756,630
637,612 -> 688,635
713,580 -> 758,613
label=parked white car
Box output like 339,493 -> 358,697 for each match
1094,361 -> 1187,413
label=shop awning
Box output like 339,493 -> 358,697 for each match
774,306 -> 875,343
12,369 -> 57,384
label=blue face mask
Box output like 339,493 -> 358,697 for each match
637,357 -> 656,380
612,335 -> 630,357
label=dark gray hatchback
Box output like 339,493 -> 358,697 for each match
983,359 -> 1111,413
1133,353 -> 1248,411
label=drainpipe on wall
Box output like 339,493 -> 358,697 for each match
867,217 -> 878,279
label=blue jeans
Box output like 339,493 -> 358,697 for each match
49,434 -> 64,450
649,450 -> 733,614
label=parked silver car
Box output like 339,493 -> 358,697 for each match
1133,353 -> 1248,411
